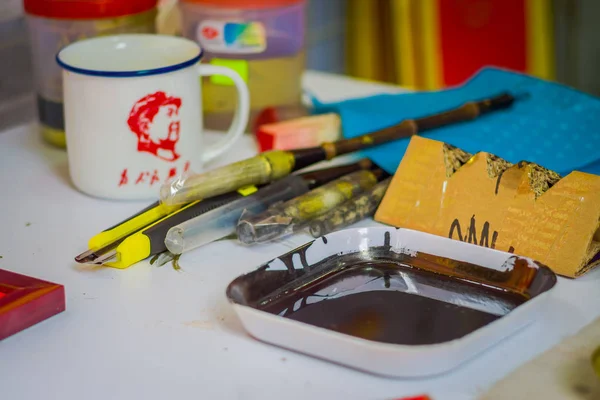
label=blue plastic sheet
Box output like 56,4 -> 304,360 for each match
312,67 -> 600,176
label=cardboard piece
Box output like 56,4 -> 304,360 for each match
375,136 -> 600,278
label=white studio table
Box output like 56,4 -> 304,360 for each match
1,71 -> 599,400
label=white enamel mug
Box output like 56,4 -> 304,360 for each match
57,34 -> 250,200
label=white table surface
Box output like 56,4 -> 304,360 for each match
1,70 -> 600,400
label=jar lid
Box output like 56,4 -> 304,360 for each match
24,0 -> 158,19
181,0 -> 304,9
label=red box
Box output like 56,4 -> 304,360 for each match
0,269 -> 65,340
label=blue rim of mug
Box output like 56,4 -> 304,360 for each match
56,47 -> 203,78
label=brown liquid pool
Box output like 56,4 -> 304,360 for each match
258,260 -> 527,345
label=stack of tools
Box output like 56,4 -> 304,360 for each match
75,92 -> 518,269
163,159 -> 380,254
77,159 -> 375,268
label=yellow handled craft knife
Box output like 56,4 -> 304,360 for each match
75,186 -> 258,269
75,201 -> 183,264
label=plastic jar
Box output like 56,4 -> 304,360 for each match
179,0 -> 306,131
0,0 -> 35,131
24,0 -> 158,148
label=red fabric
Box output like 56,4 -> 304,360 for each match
181,0 -> 303,9
438,0 -> 527,86
24,0 -> 157,19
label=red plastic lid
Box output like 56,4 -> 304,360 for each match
24,0 -> 158,19
181,0 -> 304,9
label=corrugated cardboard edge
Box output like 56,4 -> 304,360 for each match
375,136 -> 600,278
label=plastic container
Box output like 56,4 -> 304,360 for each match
180,0 -> 306,131
0,0 -> 35,132
24,0 -> 158,148
227,227 -> 557,377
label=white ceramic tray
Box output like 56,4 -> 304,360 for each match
226,227 -> 557,378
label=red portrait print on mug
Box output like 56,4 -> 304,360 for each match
127,91 -> 182,162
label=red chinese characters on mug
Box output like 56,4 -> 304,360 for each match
118,161 -> 191,187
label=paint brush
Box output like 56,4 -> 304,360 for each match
236,168 -> 388,245
160,92 -> 517,206
163,159 -> 375,255
308,177 -> 392,238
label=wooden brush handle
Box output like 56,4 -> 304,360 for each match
416,92 -> 514,130
323,92 -> 515,159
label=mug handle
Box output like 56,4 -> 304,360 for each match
197,64 -> 250,163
